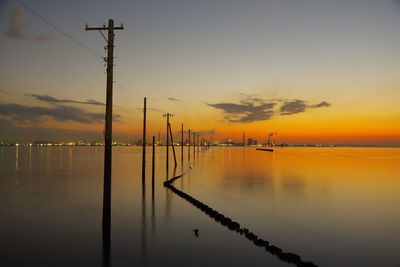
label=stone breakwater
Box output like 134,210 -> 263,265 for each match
164,178 -> 318,267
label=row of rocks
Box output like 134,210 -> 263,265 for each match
163,180 -> 318,267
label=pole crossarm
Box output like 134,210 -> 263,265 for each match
86,26 -> 124,31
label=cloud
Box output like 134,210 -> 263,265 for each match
207,98 -> 276,123
280,100 -> 307,115
31,94 -> 105,106
208,94 -> 331,123
5,8 -> 54,43
167,97 -> 183,102
312,101 -> 331,108
280,100 -> 330,115
0,103 -> 118,124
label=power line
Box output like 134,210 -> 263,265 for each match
15,0 -> 140,120
15,0 -> 103,58
115,81 -> 137,114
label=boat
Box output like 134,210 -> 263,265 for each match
256,148 -> 274,152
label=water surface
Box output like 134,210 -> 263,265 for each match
0,146 -> 399,266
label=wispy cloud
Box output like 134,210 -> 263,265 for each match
280,100 -> 330,115
207,96 -> 276,123
0,103 -> 118,124
5,8 -> 54,43
311,101 -> 331,108
167,97 -> 183,102
208,94 -> 330,123
31,94 -> 105,106
280,100 -> 307,115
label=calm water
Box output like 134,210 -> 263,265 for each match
0,146 -> 399,267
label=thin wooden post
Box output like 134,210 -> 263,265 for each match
188,129 -> 191,162
168,123 -> 177,168
197,134 -> 200,154
142,97 -> 146,186
193,132 -> 196,159
165,114 -> 170,179
181,123 -> 184,165
152,135 -> 155,190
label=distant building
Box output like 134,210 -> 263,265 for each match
247,138 -> 258,146
135,139 -> 143,146
247,138 -> 253,146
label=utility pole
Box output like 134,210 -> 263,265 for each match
181,123 -> 184,165
152,136 -> 155,190
86,19 -> 123,235
168,123 -> 177,168
142,97 -> 147,187
163,113 -> 173,179
188,129 -> 191,162
197,134 -> 200,154
193,132 -> 196,159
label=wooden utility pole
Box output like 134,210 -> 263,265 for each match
164,113 -> 172,179
152,136 -> 155,190
197,134 -> 200,154
168,123 -> 177,168
188,129 -> 191,162
181,123 -> 184,165
142,97 -> 147,186
193,132 -> 196,159
86,19 -> 123,235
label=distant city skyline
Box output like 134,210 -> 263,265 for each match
1,0 -> 400,146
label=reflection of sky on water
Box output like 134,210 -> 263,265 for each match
0,146 -> 289,267
182,147 -> 400,267
0,146 -> 399,266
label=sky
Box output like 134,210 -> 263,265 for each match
1,0 -> 400,146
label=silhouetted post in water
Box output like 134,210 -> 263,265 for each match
86,19 -> 124,237
193,132 -> 196,159
181,123 -> 184,165
188,129 -> 191,162
152,136 -> 155,190
142,97 -> 147,187
164,113 -> 172,179
168,123 -> 177,168
197,134 -> 200,154
158,132 -> 160,144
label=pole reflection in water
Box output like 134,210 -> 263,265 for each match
15,145 -> 19,172
141,174 -> 147,262
15,146 -> 19,187
151,177 -> 156,238
180,164 -> 184,190
28,147 -> 32,174
68,147 -> 73,175
151,136 -> 156,237
0,147 -> 3,170
102,224 -> 110,267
